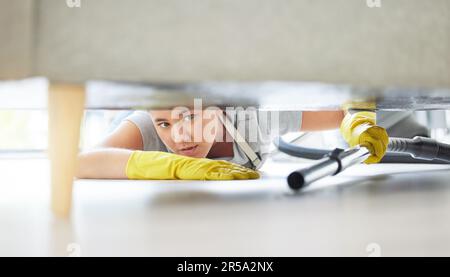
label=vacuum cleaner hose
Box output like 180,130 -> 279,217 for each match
275,136 -> 450,164
388,136 -> 450,163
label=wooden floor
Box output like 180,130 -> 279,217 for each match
1,157 -> 450,256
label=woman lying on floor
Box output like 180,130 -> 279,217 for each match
76,106 -> 393,180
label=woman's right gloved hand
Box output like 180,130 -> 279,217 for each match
126,151 -> 260,180
340,111 -> 389,164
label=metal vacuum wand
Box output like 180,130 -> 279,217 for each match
287,146 -> 371,190
286,136 -> 450,191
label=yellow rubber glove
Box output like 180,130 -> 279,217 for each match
340,111 -> 389,164
126,151 -> 260,180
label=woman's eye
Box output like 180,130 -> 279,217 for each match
183,114 -> 196,122
158,122 -> 170,128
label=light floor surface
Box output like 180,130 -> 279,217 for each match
1,157 -> 450,256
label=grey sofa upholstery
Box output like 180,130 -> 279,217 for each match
1,0 -> 449,88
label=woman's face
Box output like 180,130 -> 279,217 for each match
149,108 -> 222,158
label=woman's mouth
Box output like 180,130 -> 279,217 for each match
178,145 -> 199,155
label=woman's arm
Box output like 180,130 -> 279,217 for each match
300,110 -> 345,131
75,120 -> 143,179
75,118 -> 260,180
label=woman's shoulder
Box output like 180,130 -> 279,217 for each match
124,110 -> 167,152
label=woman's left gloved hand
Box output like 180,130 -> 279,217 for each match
340,111 -> 389,164
126,151 -> 260,180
